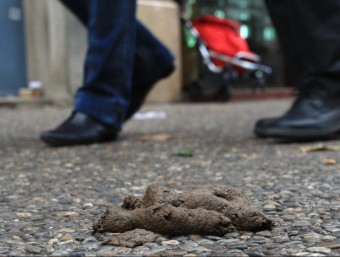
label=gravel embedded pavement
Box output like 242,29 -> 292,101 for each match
0,99 -> 339,256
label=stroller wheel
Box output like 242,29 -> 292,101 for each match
217,85 -> 233,102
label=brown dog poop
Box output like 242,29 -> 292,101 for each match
93,184 -> 273,237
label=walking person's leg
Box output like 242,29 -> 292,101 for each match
41,0 -> 175,146
126,23 -> 174,121
41,0 -> 137,146
254,0 -> 340,140
59,0 -> 175,121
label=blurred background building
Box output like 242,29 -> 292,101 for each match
0,0 -> 287,101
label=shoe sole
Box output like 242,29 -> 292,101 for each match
40,133 -> 118,147
254,126 -> 340,140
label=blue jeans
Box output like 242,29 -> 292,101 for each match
59,0 -> 174,130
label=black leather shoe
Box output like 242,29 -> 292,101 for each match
254,88 -> 340,140
40,112 -> 119,146
124,64 -> 175,121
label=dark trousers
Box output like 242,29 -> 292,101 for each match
59,0 -> 174,129
265,0 -> 340,93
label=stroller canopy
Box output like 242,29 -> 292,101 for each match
191,15 -> 254,67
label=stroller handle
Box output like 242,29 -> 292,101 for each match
209,51 -> 273,74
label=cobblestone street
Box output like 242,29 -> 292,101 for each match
0,100 -> 339,256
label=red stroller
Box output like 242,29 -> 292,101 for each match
183,14 -> 272,101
